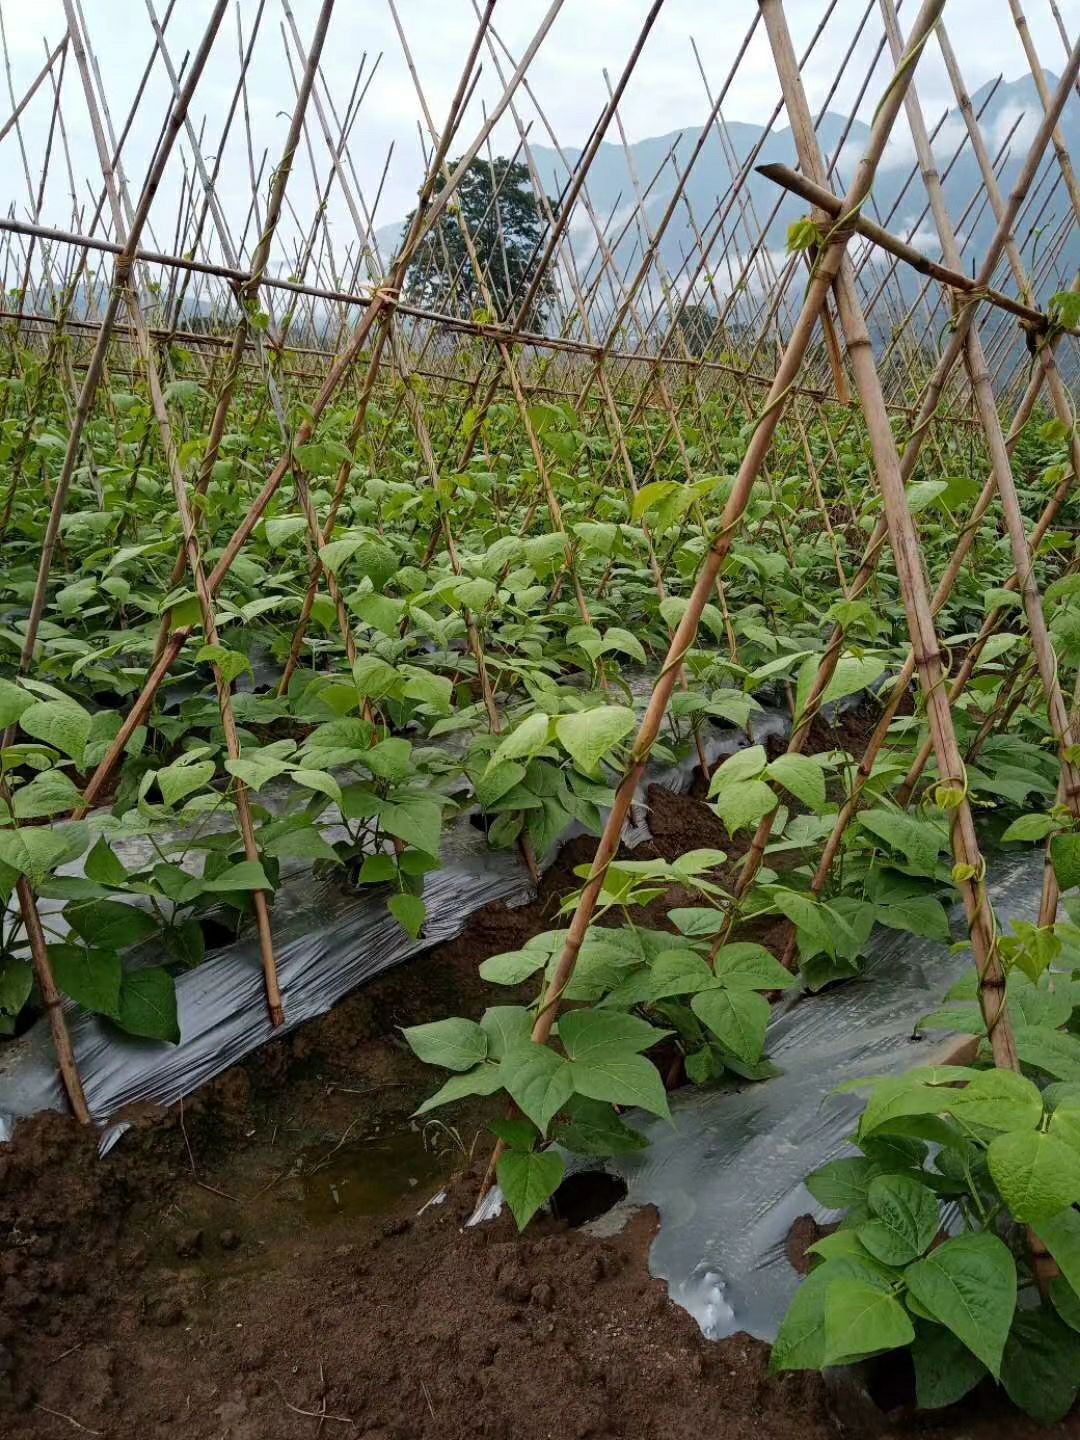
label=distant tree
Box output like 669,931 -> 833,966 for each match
401,156 -> 557,328
675,302 -> 723,357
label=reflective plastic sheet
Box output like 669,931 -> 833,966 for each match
605,853 -> 1046,1341
0,705 -> 779,1144
0,819 -> 530,1144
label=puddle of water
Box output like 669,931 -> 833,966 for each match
299,1125 -> 450,1224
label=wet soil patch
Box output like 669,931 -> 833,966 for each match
2,1127 -> 840,1440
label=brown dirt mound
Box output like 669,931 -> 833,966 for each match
644,782 -> 732,859
804,690 -> 916,759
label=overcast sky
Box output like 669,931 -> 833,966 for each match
0,1 -> 1070,276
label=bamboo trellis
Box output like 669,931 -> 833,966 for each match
0,0 -> 1076,1134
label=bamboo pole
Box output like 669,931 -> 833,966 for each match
1008,0 -> 1080,222
945,10 -> 1080,926
73,0 -> 568,813
64,0 -> 292,1027
0,0 -> 227,1104
149,0 -> 340,661
779,337 -> 1077,969
0,780 -> 90,1123
14,0 -> 228,683
771,16 -> 1080,957
876,0 -> 1078,804
16,875 -> 91,1124
756,164 -> 1067,335
0,33 -> 68,147
706,45 -> 1080,930
758,0 -> 1023,1071
493,0 -> 951,1112
760,56 -> 1080,961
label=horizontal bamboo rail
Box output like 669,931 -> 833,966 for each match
757,162 -> 1073,334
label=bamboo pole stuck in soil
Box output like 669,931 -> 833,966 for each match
0,0 -> 229,1106
479,0 -> 955,1200
0,777 -> 90,1122
758,0 -> 1027,1073
65,0 -> 290,1028
15,874 -> 91,1124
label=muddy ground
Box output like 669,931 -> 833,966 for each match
1,772 -> 1075,1439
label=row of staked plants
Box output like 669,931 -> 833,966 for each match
2,316 -> 1080,1421
378,398 -> 1078,1419
405,751 -> 1080,1421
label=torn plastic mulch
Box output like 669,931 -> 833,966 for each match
593,850 -> 1047,1343
0,704 -> 787,1145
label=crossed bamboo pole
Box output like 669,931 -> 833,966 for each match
0,0 -> 229,1121
64,0 -> 298,1027
12,1 -> 226,685
472,15 -> 749,742
3,0 -> 1075,1134
465,3 -> 870,659
145,0 -> 368,707
773,0 -> 1029,1075
18,0 -> 560,1105
718,44 -> 1080,934
763,166 -> 1078,847
484,0 -> 960,1195
72,0 -> 567,815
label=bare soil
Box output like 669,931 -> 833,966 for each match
804,691 -> 915,759
1,787 -> 1074,1439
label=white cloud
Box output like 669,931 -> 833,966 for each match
905,225 -> 942,256
988,100 -> 1041,156
933,115 -> 970,161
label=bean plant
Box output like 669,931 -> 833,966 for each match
2,328 -> 1079,1421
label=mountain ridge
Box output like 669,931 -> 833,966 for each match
379,70 -> 1078,315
